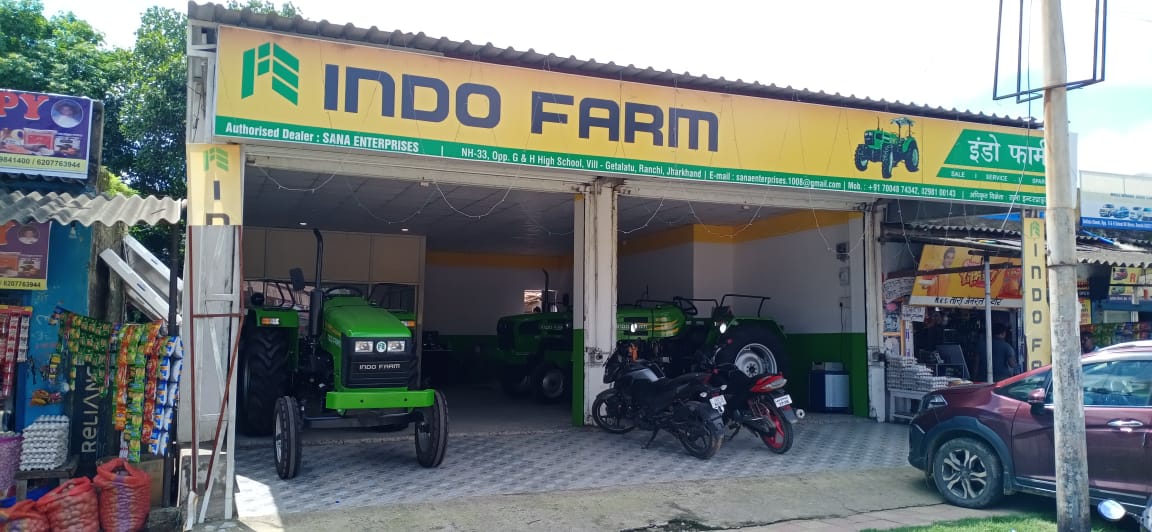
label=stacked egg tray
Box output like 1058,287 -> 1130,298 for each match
885,357 -> 954,392
18,415 -> 69,471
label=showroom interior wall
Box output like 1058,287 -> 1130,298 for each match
423,253 -> 573,335
618,237 -> 695,304
614,210 -> 869,415
733,211 -> 868,415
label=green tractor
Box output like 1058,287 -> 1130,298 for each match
496,270 -> 575,402
854,116 -> 920,179
237,230 -> 447,480
495,279 -> 791,401
620,294 -> 790,378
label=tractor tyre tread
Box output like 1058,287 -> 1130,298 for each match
239,327 -> 291,437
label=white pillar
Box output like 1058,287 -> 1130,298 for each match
580,180 -> 617,424
863,204 -> 887,422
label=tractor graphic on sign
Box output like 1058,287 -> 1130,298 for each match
854,117 -> 920,179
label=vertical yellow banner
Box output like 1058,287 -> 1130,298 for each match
1022,217 -> 1051,369
186,143 -> 243,226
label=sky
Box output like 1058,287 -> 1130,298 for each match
40,0 -> 1152,176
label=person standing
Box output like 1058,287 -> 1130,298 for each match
990,323 -> 1018,382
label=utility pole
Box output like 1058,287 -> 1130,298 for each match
1041,1 -> 1090,530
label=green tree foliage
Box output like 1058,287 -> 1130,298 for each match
0,0 -> 129,166
2,0 -> 300,262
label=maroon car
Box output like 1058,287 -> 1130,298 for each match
908,342 -> 1152,516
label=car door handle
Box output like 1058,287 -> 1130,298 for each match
1107,419 -> 1144,428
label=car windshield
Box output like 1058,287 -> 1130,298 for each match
994,369 -> 1051,401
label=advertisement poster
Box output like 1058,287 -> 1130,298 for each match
910,245 -> 1023,308
0,221 -> 50,290
214,26 -> 1046,206
0,89 -> 93,180
1080,171 -> 1152,231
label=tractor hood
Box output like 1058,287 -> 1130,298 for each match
322,297 -> 412,338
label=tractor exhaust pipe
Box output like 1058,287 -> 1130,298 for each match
309,229 -> 325,338
541,269 -> 550,313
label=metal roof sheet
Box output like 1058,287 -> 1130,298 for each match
0,190 -> 184,227
187,1 -> 1038,129
882,223 -> 1152,267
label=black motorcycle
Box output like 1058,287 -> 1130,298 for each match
591,342 -> 728,459
703,362 -> 803,453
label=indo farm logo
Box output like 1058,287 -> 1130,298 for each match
203,146 -> 229,172
240,42 -> 300,104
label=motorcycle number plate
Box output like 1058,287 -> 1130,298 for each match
709,396 -> 726,409
773,394 -> 793,408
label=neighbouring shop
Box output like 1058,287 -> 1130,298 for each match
0,86 -> 184,526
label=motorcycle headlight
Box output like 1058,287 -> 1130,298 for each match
354,341 -> 373,353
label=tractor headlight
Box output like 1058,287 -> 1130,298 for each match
718,322 -> 728,334
354,340 -> 374,353
629,323 -> 639,333
386,340 -> 406,353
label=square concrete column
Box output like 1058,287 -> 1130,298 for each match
573,180 -> 617,425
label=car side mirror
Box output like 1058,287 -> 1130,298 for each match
1027,388 -> 1048,413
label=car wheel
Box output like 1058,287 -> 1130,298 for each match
931,437 -> 1004,508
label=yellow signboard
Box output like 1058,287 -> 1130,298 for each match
1022,217 -> 1051,369
212,26 -> 1046,205
186,143 -> 243,226
911,245 -> 1023,308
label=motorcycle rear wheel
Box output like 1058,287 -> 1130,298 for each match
677,413 -> 722,459
592,390 -> 635,434
751,399 -> 794,454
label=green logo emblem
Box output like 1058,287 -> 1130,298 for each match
1029,220 -> 1042,237
240,42 -> 300,104
204,147 -> 229,172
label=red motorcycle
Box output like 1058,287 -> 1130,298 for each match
703,363 -> 803,453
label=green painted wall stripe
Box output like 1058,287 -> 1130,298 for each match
216,115 -> 1046,206
571,329 -> 585,426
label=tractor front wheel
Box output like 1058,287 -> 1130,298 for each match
853,145 -> 869,171
881,145 -> 895,179
415,390 -> 449,468
532,364 -> 568,403
273,396 -> 302,480
239,327 -> 291,437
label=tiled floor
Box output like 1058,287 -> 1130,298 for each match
232,414 -> 908,518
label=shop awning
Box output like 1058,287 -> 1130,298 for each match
882,222 -> 1152,268
0,189 -> 184,227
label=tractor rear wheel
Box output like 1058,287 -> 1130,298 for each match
715,326 -> 790,378
239,327 -> 291,437
905,139 -> 920,172
415,390 -> 449,468
273,396 -> 302,480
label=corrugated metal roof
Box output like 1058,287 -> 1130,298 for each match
187,1 -> 1037,129
0,190 -> 184,227
882,223 -> 1152,267
1078,248 -> 1152,268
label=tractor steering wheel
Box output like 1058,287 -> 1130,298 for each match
323,285 -> 364,298
672,296 -> 698,316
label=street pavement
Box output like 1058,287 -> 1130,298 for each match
196,465 -> 984,531
230,413 -> 908,518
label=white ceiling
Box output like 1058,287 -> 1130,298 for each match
244,167 -> 792,254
